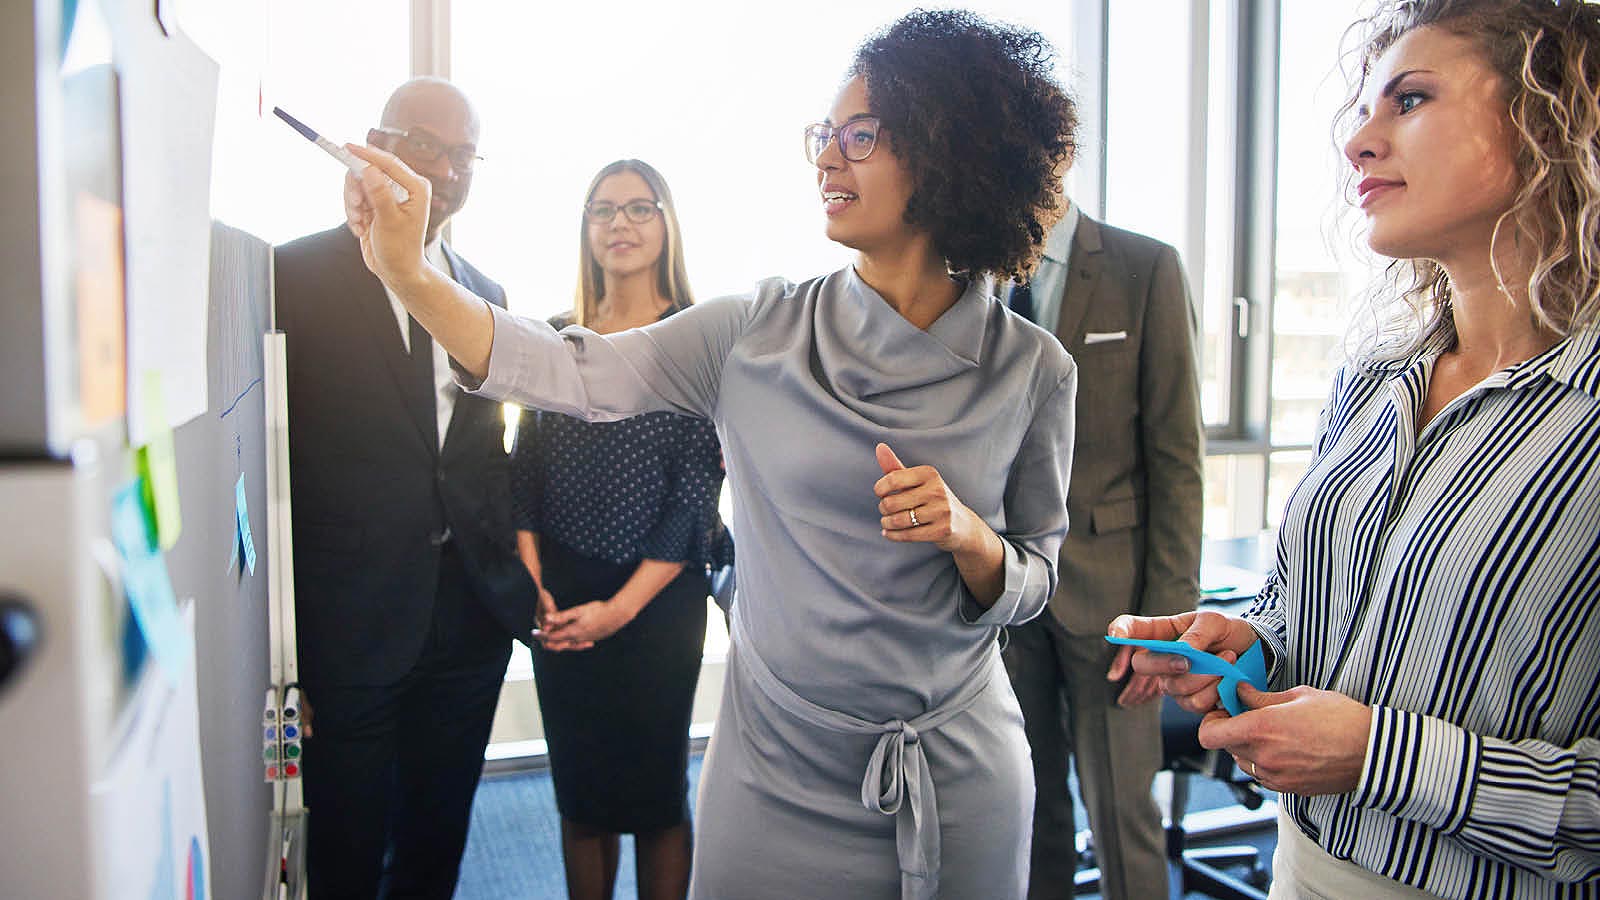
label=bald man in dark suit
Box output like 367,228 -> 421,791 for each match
1001,205 -> 1204,900
276,79 -> 534,899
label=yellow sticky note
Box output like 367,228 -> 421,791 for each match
137,371 -> 183,550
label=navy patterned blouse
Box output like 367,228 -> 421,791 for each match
510,310 -> 733,570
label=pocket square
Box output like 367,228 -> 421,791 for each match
1084,330 -> 1128,345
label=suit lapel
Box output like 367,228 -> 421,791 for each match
1055,214 -> 1105,347
331,227 -> 435,454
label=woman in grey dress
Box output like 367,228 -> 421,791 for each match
342,11 -> 1079,898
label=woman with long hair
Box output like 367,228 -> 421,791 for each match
1116,2 -> 1600,896
511,159 -> 729,900
343,10 -> 1078,897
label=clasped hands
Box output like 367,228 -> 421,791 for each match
1108,609 -> 1373,796
533,584 -> 631,652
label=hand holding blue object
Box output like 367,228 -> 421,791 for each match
1103,636 -> 1268,716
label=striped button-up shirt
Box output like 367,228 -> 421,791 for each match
1246,326 -> 1600,898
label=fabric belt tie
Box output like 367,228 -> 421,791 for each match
730,610 -> 994,900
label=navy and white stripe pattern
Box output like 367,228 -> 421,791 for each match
1246,326 -> 1600,898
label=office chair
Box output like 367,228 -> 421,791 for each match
1071,697 -> 1272,899
1158,697 -> 1271,899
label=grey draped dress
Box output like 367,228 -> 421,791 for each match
468,267 -> 1078,899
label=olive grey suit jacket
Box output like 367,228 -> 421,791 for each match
1014,215 -> 1204,635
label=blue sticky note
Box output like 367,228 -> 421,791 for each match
235,473 -> 256,575
110,478 -> 187,686
1104,636 -> 1268,716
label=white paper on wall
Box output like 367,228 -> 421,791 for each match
91,598 -> 212,900
118,27 -> 220,444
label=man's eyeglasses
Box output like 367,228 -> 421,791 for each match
371,125 -> 482,171
584,198 -> 663,225
803,117 -> 882,165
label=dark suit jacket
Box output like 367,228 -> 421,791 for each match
1010,215 -> 1205,635
275,225 -> 534,687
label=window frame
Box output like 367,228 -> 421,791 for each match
1092,0 -> 1309,535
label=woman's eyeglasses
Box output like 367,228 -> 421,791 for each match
584,198 -> 663,225
803,117 -> 882,165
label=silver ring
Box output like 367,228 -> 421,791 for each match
909,508 -> 919,527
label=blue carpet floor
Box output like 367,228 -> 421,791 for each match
455,757 -> 702,899
454,754 -> 1274,899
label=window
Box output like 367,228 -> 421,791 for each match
1271,0 -> 1371,450
1252,0 -> 1375,522
1104,1 -> 1198,262
187,0 -> 410,244
1267,450 -> 1312,529
1104,0 -> 1239,430
1126,0 -> 1376,531
449,0 -> 1075,320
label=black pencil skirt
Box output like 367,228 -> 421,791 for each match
532,538 -> 709,833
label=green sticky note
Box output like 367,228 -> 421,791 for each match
137,371 -> 182,550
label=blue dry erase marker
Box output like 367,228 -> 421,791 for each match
273,106 -> 410,203
1104,636 -> 1268,716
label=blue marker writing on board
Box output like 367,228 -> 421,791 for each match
272,106 -> 409,203
1103,636 -> 1268,716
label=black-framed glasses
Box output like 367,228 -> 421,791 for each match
803,117 -> 882,164
584,198 -> 663,225
371,125 -> 483,170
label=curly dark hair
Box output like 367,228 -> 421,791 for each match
849,8 -> 1077,281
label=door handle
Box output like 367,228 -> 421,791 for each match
0,595 -> 41,698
